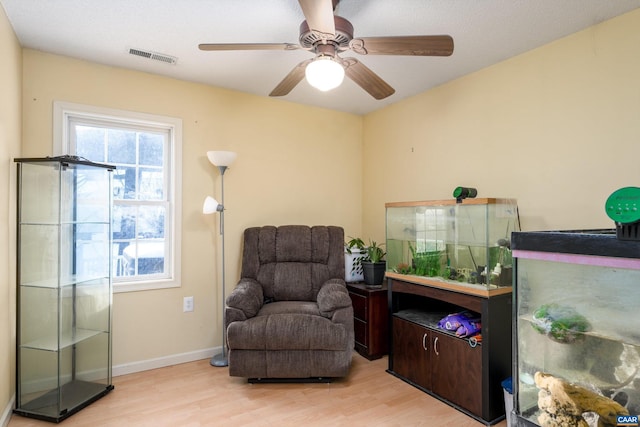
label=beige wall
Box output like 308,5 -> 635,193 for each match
0,4 -> 21,420
21,50 -> 363,366
363,9 -> 640,242
4,6 -> 640,415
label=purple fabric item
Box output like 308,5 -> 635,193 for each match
437,311 -> 481,337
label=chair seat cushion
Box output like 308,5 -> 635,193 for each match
227,301 -> 348,351
258,301 -> 320,317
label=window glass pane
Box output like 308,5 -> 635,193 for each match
107,129 -> 136,164
75,167 -> 111,223
138,167 -> 163,200
75,125 -> 105,162
122,240 -> 165,276
138,205 -> 165,239
139,133 -> 164,166
113,205 -> 136,240
112,166 -> 137,200
112,205 -> 136,278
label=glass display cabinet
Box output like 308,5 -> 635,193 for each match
14,156 -> 115,422
512,230 -> 640,427
385,198 -> 520,290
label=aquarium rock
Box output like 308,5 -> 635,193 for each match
535,371 -> 629,427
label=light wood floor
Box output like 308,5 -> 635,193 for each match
9,353 -> 508,427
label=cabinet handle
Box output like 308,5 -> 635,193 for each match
434,336 -> 439,356
422,333 -> 428,351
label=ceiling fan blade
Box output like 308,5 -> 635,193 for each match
341,58 -> 395,100
269,59 -> 313,97
298,0 -> 336,38
199,43 -> 300,51
349,35 -> 454,56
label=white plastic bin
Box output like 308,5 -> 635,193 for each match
502,377 -> 513,427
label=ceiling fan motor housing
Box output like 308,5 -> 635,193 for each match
299,16 -> 354,50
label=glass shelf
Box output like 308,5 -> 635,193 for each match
18,380 -> 112,420
20,276 -> 110,289
518,314 -> 640,348
20,329 -> 105,352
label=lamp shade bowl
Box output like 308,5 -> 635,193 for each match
202,196 -> 223,214
207,151 -> 237,167
305,57 -> 345,92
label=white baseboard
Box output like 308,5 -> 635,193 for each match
1,348 -> 217,426
112,347 -> 218,377
1,395 -> 15,427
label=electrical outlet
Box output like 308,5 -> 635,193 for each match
183,296 -> 194,312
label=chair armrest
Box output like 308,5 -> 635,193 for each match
225,306 -> 248,329
226,278 -> 264,318
317,279 -> 352,318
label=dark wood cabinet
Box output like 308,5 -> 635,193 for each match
393,317 -> 483,415
392,317 -> 431,389
387,273 -> 511,425
347,283 -> 389,360
431,329 -> 482,416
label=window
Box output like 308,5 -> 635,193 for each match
54,102 -> 182,292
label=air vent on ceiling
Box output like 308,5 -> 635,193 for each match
128,48 -> 177,65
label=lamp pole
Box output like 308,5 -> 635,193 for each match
203,150 -> 237,368
210,165 -> 228,367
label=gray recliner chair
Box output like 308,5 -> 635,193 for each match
224,225 -> 354,381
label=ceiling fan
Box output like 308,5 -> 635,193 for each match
198,0 -> 454,100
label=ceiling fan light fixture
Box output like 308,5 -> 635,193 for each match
305,57 -> 345,92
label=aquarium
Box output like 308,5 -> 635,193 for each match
385,198 -> 520,290
512,230 -> 640,427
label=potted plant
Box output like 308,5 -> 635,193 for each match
346,237 -> 386,288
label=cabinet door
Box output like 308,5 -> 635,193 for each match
392,317 -> 431,390
431,330 -> 482,416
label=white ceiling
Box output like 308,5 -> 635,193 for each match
2,0 -> 640,115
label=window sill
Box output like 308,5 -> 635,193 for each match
114,278 -> 180,293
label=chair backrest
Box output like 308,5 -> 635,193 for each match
240,225 -> 345,301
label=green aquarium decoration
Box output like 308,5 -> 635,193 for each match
531,303 -> 591,344
414,251 -> 443,277
394,262 -> 412,275
407,243 -> 443,277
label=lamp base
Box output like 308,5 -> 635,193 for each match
210,352 -> 228,367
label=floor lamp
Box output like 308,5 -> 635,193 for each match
203,150 -> 237,367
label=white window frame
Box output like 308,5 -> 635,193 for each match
54,101 -> 182,293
